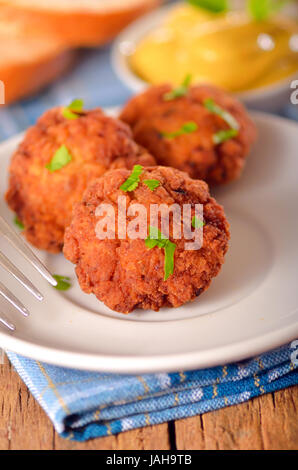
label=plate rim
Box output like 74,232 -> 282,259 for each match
1,111 -> 298,373
2,319 -> 298,373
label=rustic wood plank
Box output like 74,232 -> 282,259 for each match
258,387 -> 298,450
115,424 -> 170,450
175,386 -> 298,450
0,354 -> 11,450
54,424 -> 170,450
0,354 -> 54,450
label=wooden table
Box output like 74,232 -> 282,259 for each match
0,355 -> 297,450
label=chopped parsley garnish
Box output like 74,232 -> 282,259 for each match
52,275 -> 71,291
213,128 -> 238,144
187,0 -> 228,13
204,98 -> 239,130
247,0 -> 290,21
145,226 -> 176,281
14,216 -> 24,230
143,179 -> 160,191
204,97 -> 239,144
192,216 -> 205,229
46,145 -> 72,172
62,98 -> 84,120
120,165 -> 143,192
188,0 -> 289,20
161,121 -> 198,139
163,74 -> 192,101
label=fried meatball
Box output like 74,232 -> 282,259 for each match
63,166 -> 230,313
6,107 -> 155,253
120,84 -> 257,185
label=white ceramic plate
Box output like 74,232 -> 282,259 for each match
0,110 -> 298,373
112,2 -> 298,112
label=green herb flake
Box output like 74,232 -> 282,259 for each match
247,0 -> 289,21
213,128 -> 238,144
204,98 -> 239,130
161,121 -> 198,139
62,98 -> 84,120
52,275 -> 71,291
192,216 -> 205,229
204,97 -> 239,144
164,241 -> 176,281
187,0 -> 229,13
14,216 -> 24,230
145,226 -> 176,281
143,179 -> 160,191
46,145 -> 72,172
247,0 -> 269,20
120,165 -> 143,192
188,0 -> 288,22
163,74 -> 192,101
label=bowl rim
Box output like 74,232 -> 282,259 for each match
111,1 -> 298,101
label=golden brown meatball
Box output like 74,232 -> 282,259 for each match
63,166 -> 230,314
120,84 -> 257,185
6,107 -> 155,253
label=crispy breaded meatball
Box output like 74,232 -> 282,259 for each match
6,107 -> 155,253
120,84 -> 257,185
63,166 -> 229,313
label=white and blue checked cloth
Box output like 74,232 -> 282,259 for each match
1,44 -> 298,441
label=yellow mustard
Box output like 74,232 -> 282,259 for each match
130,4 -> 298,92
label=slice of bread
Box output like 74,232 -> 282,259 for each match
0,0 -> 161,46
0,39 -> 76,104
0,0 -> 161,103
0,4 -> 78,103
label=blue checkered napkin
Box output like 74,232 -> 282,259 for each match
6,344 -> 298,441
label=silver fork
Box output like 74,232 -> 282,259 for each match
0,215 -> 57,331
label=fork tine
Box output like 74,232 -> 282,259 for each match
0,216 -> 57,286
0,251 -> 43,301
0,280 -> 29,317
0,312 -> 15,331
0,312 -> 16,331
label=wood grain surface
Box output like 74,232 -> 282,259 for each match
0,355 -> 297,450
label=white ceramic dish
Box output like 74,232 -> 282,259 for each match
112,3 -> 298,112
0,110 -> 297,373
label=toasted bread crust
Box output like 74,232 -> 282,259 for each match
0,0 -> 160,103
0,0 -> 160,46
